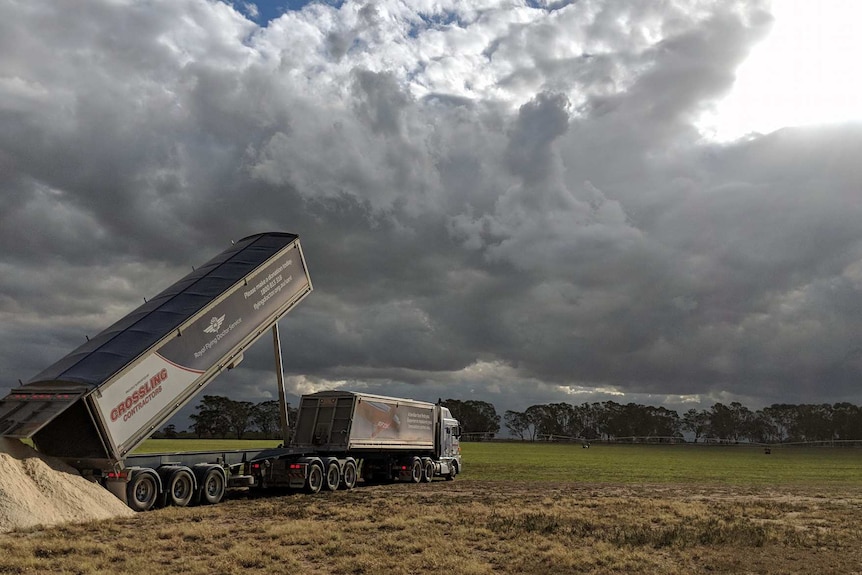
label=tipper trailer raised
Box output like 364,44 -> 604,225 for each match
0,232 -> 461,511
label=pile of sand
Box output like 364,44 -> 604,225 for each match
0,438 -> 134,533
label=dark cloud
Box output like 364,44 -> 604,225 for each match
1,0 -> 859,428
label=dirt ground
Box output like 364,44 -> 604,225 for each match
2,481 -> 862,574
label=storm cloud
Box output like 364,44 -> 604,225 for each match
2,0 -> 860,421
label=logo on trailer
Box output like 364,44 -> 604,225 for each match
203,315 -> 226,334
110,368 -> 167,422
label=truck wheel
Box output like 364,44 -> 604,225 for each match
305,463 -> 324,494
410,458 -> 422,483
422,459 -> 435,483
200,467 -> 226,505
167,468 -> 195,507
446,462 -> 458,481
341,460 -> 357,490
127,470 -> 159,512
324,461 -> 340,492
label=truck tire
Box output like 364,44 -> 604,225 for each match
199,467 -> 226,505
341,459 -> 357,490
410,458 -> 422,483
127,470 -> 159,512
446,461 -> 458,481
305,463 -> 324,494
324,461 -> 340,492
166,467 -> 195,507
422,459 -> 435,483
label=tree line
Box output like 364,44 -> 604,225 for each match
158,395 -> 298,440
504,401 -> 862,443
157,395 -> 862,444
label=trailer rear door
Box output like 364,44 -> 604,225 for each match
0,387 -> 88,438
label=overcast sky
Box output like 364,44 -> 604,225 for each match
2,0 -> 862,425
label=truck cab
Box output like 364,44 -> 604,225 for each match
437,405 -> 461,479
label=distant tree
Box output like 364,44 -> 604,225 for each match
761,404 -> 796,442
252,401 -> 297,440
189,417 -> 208,438
704,402 -> 754,442
572,403 -> 602,440
595,402 -> 680,440
525,403 -> 579,439
190,395 -> 227,438
602,401 -> 632,439
681,409 -> 709,443
189,395 -> 244,438
728,402 -> 755,441
644,406 -> 681,438
252,400 -> 283,438
161,424 -> 178,439
548,403 -> 579,438
224,400 -> 255,439
504,410 -> 530,440
706,403 -> 735,441
832,403 -> 862,440
749,410 -> 781,443
794,404 -> 833,442
443,399 -> 501,438
522,405 -> 548,441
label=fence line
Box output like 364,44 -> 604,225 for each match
460,433 -> 862,448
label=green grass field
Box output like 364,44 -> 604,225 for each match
4,439 -> 862,573
134,438 -> 282,453
136,439 -> 862,485
462,442 -> 862,485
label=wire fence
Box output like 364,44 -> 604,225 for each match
460,432 -> 862,448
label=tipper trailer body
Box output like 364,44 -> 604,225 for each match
251,391 -> 462,492
0,232 -> 461,511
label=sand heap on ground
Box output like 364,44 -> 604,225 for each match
0,438 -> 134,533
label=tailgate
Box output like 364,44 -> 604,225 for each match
0,387 -> 88,438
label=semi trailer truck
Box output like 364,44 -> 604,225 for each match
0,232 -> 461,511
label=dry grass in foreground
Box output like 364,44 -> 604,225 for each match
2,480 -> 862,574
